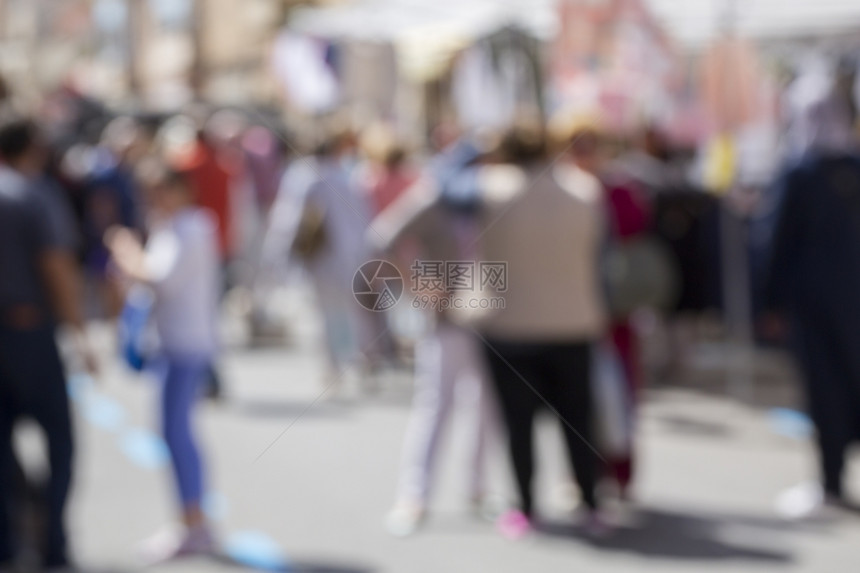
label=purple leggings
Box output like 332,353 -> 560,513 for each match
157,354 -> 208,507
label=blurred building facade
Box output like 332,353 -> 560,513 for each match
0,0 -> 316,109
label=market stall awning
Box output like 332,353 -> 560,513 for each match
288,0 -> 558,43
647,0 -> 860,48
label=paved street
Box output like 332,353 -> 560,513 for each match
15,295 -> 860,573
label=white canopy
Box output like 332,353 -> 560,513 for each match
648,0 -> 860,48
291,0 -> 860,49
288,0 -> 558,43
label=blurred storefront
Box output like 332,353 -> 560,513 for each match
276,0 -> 557,141
1,0 -> 858,137
275,0 -> 697,144
0,0 -> 302,110
550,0 -> 688,136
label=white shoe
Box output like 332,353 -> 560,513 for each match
137,524 -> 216,565
582,510 -> 613,539
384,503 -> 426,538
470,493 -> 506,522
775,482 -> 843,521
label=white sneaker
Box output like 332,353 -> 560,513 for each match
384,503 -> 426,538
775,482 -> 844,521
583,510 -> 613,539
470,493 -> 506,522
138,524 -> 216,565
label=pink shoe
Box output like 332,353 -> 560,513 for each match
497,510 -> 532,540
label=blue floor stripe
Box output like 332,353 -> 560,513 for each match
768,408 -> 813,440
225,531 -> 292,572
69,373 -> 291,569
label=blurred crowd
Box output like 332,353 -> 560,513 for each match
2,55 -> 860,570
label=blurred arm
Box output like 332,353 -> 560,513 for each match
368,176 -> 439,253
39,249 -> 98,374
434,140 -> 484,210
107,227 -> 152,283
763,168 -> 804,315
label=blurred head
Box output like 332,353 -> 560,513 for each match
430,120 -> 461,153
360,122 -> 408,170
242,125 -> 282,159
640,126 -> 671,161
205,108 -> 247,148
157,114 -> 200,164
306,115 -> 355,159
101,116 -> 146,163
0,111 -> 46,176
492,118 -> 547,165
59,143 -> 96,184
135,157 -> 193,216
179,102 -> 214,145
785,61 -> 859,157
548,110 -> 603,173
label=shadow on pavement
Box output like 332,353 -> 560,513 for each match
537,507 -> 794,563
212,553 -> 375,572
230,399 -> 354,419
656,414 -> 734,438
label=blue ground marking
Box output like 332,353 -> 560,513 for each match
225,531 -> 292,572
120,428 -> 170,470
82,393 -> 126,431
203,491 -> 230,522
68,373 -> 127,432
69,374 -> 291,569
67,373 -> 94,402
768,408 -> 813,440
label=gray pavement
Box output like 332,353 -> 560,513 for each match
15,302 -> 860,573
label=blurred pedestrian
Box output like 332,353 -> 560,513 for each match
241,124 -> 291,344
169,113 -> 237,266
590,125 -> 653,499
83,117 -> 147,318
765,74 -> 860,517
164,113 -> 235,399
439,121 -> 609,538
262,122 -> 375,393
0,112 -> 96,570
371,144 -> 497,536
106,159 -> 220,561
359,123 -> 418,217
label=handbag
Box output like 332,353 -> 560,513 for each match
291,202 -> 328,260
603,235 -> 680,319
592,341 -> 633,457
118,285 -> 154,372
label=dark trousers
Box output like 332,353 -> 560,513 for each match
792,312 -> 860,498
0,324 -> 73,568
483,339 -> 598,516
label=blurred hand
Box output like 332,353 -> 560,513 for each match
81,345 -> 101,379
104,225 -> 142,261
71,327 -> 100,380
104,226 -> 148,281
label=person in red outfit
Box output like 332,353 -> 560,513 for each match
601,172 -> 652,497
172,127 -> 236,264
359,123 -> 418,217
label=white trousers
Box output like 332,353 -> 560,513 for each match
396,322 -> 496,504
